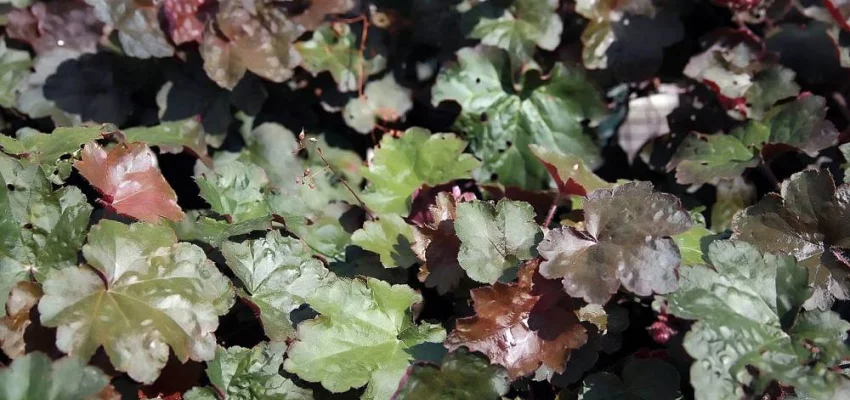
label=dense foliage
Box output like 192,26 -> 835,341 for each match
4,0 -> 850,399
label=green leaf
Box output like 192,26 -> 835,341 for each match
746,65 -> 801,120
732,169 -> 850,310
711,176 -> 755,231
432,46 -> 605,189
196,161 -> 271,222
765,94 -> 838,155
0,154 -> 92,310
666,240 -> 850,399
469,0 -> 563,70
169,210 -> 272,247
0,352 -> 110,400
391,348 -> 510,400
352,215 -> 417,268
199,343 -> 313,400
0,125 -> 106,182
454,199 -> 541,283
221,231 -> 330,341
284,276 -> 446,399
538,182 -> 692,304
37,220 -> 235,384
344,75 -> 413,134
122,118 -> 210,165
296,23 -> 385,92
673,210 -> 713,267
579,358 -> 681,400
0,38 -> 32,108
361,128 -> 480,215
667,128 -> 761,185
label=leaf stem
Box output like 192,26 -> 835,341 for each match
542,192 -> 562,228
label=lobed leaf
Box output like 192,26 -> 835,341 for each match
38,220 -> 235,383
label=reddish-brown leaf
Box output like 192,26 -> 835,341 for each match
6,0 -> 104,54
163,0 -> 206,44
412,192 -> 467,294
74,142 -> 185,223
445,259 -> 588,379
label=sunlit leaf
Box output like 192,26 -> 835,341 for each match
469,0 -> 563,70
201,0 -> 302,89
0,124 -> 106,182
361,128 -> 480,215
0,281 -> 41,358
432,46 -> 605,188
344,75 -> 413,133
221,231 -> 330,341
84,0 -> 174,58
75,141 -> 185,223
454,199 -> 541,283
122,118 -> 211,166
666,240 -> 850,399
0,153 -> 92,309
297,22 -> 386,92
0,352 -> 110,400
445,260 -> 588,379
352,215 -> 417,268
191,342 -> 313,399
529,144 -> 611,195
284,276 -> 446,399
38,220 -> 235,383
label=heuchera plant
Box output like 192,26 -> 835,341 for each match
4,0 -> 850,399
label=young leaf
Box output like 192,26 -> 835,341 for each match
445,260 -> 588,379
352,215 -> 418,268
0,153 -> 92,308
673,210 -> 713,267
74,141 -> 185,223
221,231 -> 331,341
84,0 -> 174,58
732,168 -> 850,310
578,358 -> 681,400
361,128 -> 480,215
284,276 -> 446,399
297,22 -> 386,92
711,176 -> 755,231
191,343 -> 313,400
201,0 -> 302,89
529,144 -> 612,195
0,281 -> 41,358
0,352 -> 110,400
344,74 -> 413,133
0,38 -> 32,108
538,182 -> 692,304
454,199 -> 541,283
666,240 -> 850,399
412,192 -> 467,294
469,0 -> 563,70
432,46 -> 605,188
391,348 -> 510,400
38,220 -> 235,384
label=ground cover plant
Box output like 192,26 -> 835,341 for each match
4,0 -> 850,399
